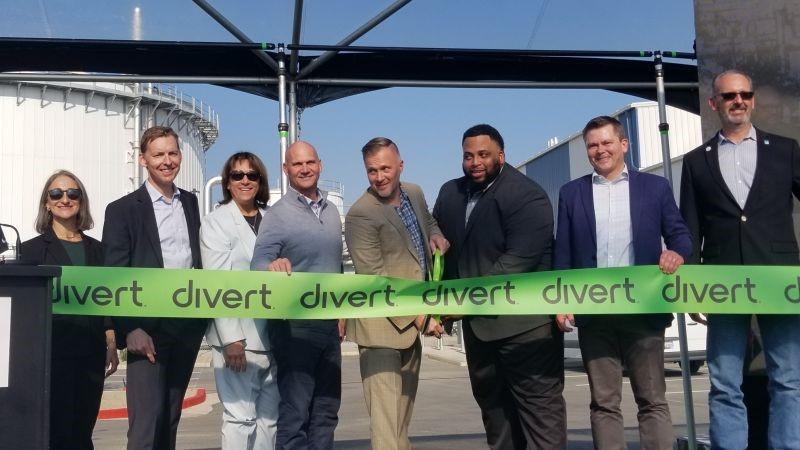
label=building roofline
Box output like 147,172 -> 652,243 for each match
514,101 -> 658,169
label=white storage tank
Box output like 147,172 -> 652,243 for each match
0,81 -> 219,248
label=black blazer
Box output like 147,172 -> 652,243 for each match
680,128 -> 800,265
20,227 -> 110,358
102,184 -> 204,342
433,164 -> 554,341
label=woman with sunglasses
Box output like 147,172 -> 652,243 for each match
21,170 -> 118,450
200,152 -> 279,449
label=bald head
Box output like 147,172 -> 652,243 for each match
284,140 -> 323,199
286,140 -> 319,164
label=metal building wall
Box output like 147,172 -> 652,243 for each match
0,83 -> 210,244
0,83 -> 134,242
522,142 -> 571,219
630,102 -> 702,169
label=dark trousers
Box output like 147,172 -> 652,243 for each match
464,321 -> 566,450
272,324 -> 341,450
578,317 -> 673,450
50,353 -> 106,450
125,331 -> 203,450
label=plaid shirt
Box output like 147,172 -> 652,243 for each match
395,189 -> 427,275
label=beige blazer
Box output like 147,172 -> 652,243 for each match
344,182 -> 442,349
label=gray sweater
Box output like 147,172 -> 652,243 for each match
251,187 -> 343,330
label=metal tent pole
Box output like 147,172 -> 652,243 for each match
191,0 -> 278,72
289,0 -> 304,76
298,0 -> 413,79
654,50 -> 697,450
289,81 -> 298,143
277,45 -> 289,195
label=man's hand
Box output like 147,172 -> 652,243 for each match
556,314 -> 575,332
104,330 -> 119,378
338,319 -> 347,342
429,234 -> 450,254
689,313 -> 708,325
223,341 -> 247,373
105,347 -> 120,378
267,258 -> 292,274
659,250 -> 685,274
424,316 -> 444,338
414,315 -> 426,331
126,328 -> 156,364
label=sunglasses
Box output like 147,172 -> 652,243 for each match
718,91 -> 754,101
48,188 -> 82,201
229,171 -> 260,182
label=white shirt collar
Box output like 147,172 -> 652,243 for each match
145,179 -> 179,203
592,164 -> 630,184
718,125 -> 757,145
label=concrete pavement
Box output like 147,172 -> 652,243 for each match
93,339 -> 710,449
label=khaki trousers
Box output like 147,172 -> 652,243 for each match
358,338 -> 422,450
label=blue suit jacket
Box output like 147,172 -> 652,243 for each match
554,170 -> 693,328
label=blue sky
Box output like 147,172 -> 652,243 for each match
2,0 -> 697,207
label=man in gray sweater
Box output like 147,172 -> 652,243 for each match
251,140 -> 344,450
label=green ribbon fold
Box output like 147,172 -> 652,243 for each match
50,265 -> 800,319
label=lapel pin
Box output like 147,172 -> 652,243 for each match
705,146 -> 711,152
764,138 -> 770,145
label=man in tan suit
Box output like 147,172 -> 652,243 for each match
345,137 -> 449,450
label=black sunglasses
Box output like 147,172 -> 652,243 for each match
48,188 -> 82,201
718,91 -> 754,101
229,171 -> 260,182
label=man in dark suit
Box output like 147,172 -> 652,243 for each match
102,126 -> 205,450
433,124 -> 566,450
554,116 -> 692,450
680,69 -> 800,450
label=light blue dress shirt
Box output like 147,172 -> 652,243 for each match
145,179 -> 193,269
718,125 -> 758,209
592,166 -> 633,268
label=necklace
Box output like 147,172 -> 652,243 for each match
243,212 -> 261,235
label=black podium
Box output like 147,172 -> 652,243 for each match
0,265 -> 60,450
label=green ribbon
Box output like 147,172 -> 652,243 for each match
50,265 -> 800,319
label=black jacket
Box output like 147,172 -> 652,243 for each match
433,164 -> 554,341
680,128 -> 800,265
102,183 -> 205,343
20,227 -> 110,358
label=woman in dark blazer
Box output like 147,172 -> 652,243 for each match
21,170 -> 118,450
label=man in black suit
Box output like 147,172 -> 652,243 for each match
433,124 -> 566,449
680,69 -> 800,450
102,126 -> 205,450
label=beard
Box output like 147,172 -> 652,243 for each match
464,158 -> 503,191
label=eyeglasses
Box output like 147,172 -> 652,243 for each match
48,188 -> 82,201
229,171 -> 261,182
717,91 -> 755,101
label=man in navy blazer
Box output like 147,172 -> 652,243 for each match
554,116 -> 692,450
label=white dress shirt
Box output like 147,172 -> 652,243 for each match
145,179 -> 193,269
718,125 -> 758,209
592,166 -> 634,268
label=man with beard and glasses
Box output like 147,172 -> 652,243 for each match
680,69 -> 800,450
433,124 -> 566,449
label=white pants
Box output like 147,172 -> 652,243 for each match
212,347 -> 280,450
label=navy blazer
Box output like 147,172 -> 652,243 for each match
554,170 -> 692,328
